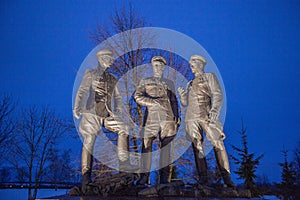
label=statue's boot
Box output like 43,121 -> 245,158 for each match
214,144 -> 236,188
192,143 -> 209,185
159,136 -> 174,184
137,139 -> 152,185
136,172 -> 150,185
81,147 -> 93,194
159,165 -> 170,184
118,133 -> 138,172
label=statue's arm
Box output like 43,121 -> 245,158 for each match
134,80 -> 157,107
209,73 -> 223,115
73,70 -> 91,118
169,81 -> 180,120
178,82 -> 189,107
113,82 -> 123,114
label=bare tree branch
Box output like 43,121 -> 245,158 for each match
0,95 -> 16,161
7,106 -> 73,200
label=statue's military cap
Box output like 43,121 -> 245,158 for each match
151,56 -> 167,65
96,49 -> 113,58
190,55 -> 207,65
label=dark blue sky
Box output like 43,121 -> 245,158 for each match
1,0 -> 300,182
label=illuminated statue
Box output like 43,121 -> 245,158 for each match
73,49 -> 134,192
178,55 -> 235,188
134,56 -> 179,185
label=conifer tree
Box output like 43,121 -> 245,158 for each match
279,147 -> 296,186
277,147 -> 297,199
231,120 -> 264,194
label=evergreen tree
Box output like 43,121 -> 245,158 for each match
231,120 -> 263,194
277,147 -> 297,199
293,141 -> 300,183
279,147 -> 296,186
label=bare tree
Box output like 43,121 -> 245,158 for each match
7,106 -> 73,200
90,2 -> 154,85
89,3 -> 157,170
43,149 -> 77,184
0,167 -> 11,183
0,95 -> 15,161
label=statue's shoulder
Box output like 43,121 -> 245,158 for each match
108,73 -> 117,80
88,68 -> 97,73
139,77 -> 153,84
161,78 -> 175,89
84,68 -> 97,76
83,68 -> 92,73
144,77 -> 153,81
205,72 -> 217,77
204,72 -> 217,81
161,78 -> 174,85
204,72 -> 213,76
81,69 -> 94,78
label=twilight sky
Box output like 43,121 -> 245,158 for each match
1,0 -> 300,182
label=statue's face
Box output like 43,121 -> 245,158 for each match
152,61 -> 165,78
189,58 -> 204,75
97,55 -> 114,69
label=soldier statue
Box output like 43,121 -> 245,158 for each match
73,49 -> 135,193
134,56 -> 180,185
178,55 -> 235,188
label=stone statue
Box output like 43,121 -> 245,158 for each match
73,49 -> 135,193
134,56 -> 180,185
178,55 -> 235,188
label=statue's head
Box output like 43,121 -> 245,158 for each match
151,56 -> 167,78
189,55 -> 206,75
96,49 -> 114,70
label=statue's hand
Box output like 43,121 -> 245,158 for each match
209,110 -> 219,122
113,109 -> 123,118
177,87 -> 185,97
151,98 -> 161,105
176,117 -> 181,127
73,108 -> 81,119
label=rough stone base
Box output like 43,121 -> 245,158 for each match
68,174 -> 251,199
138,182 -> 251,198
69,172 -> 138,197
